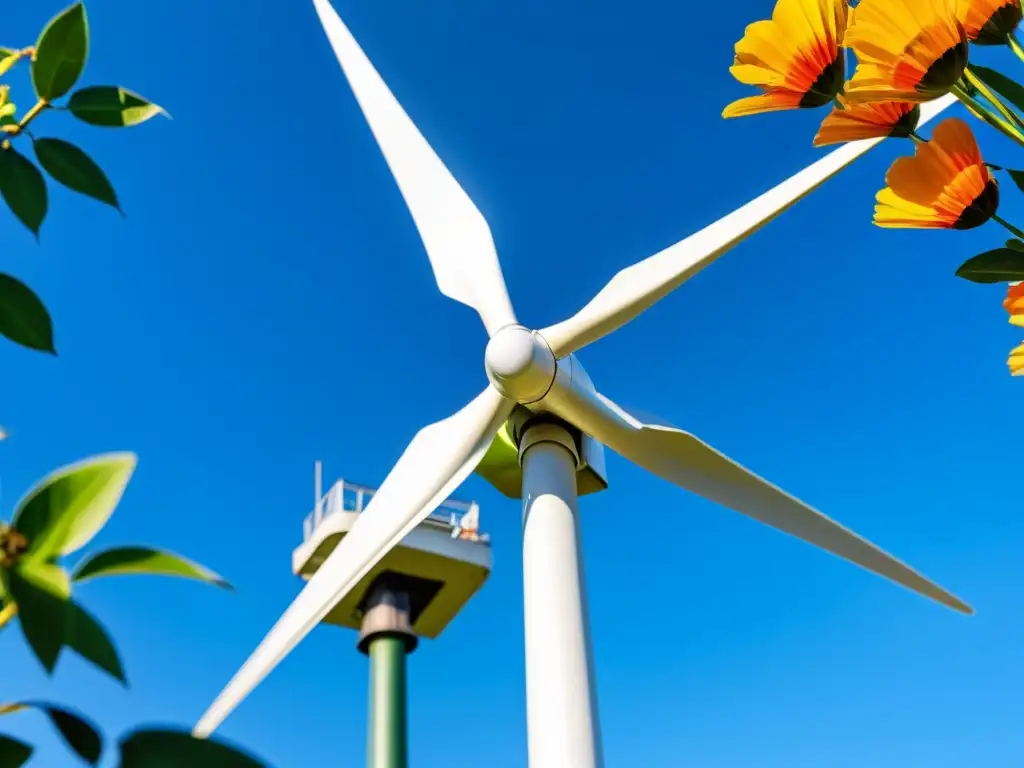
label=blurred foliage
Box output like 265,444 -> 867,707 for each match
0,4 -> 274,765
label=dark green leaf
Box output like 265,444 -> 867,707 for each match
118,729 -> 269,768
32,3 -> 89,101
0,273 -> 55,353
970,65 -> 1024,116
5,563 -> 70,673
2,702 -> 102,765
66,600 -> 127,685
73,547 -> 232,590
1005,168 -> 1024,194
0,147 -> 48,237
956,247 -> 1024,283
33,138 -> 120,212
67,87 -> 165,128
12,453 -> 137,561
1007,239 -> 1024,252
0,734 -> 33,768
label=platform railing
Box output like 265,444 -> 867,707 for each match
302,478 -> 483,543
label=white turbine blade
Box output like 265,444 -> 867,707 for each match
313,0 -> 516,336
193,385 -> 512,737
559,387 -> 971,614
539,94 -> 957,359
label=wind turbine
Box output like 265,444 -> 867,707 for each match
194,2 -> 969,765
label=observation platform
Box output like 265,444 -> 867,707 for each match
293,475 -> 491,640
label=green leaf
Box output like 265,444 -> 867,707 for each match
0,734 -> 33,768
12,453 -> 137,560
118,729 -> 269,768
4,563 -> 70,673
1007,239 -> 1024,252
33,138 -> 120,213
0,147 -> 48,237
1005,168 -> 1024,194
32,3 -> 89,101
0,703 -> 101,765
66,600 -> 127,685
73,547 -> 232,589
970,65 -> 1024,116
955,247 -> 1024,283
67,87 -> 165,128
0,273 -> 56,354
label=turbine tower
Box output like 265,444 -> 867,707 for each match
194,3 -> 970,767
299,462 -> 491,768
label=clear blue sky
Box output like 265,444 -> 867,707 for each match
4,0 -> 1024,766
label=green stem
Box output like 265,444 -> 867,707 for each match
0,98 -> 48,150
964,66 -> 1024,131
953,83 -> 1024,148
1010,32 -> 1024,64
994,213 -> 1024,240
909,131 -> 925,144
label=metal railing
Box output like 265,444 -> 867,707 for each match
302,478 -> 483,543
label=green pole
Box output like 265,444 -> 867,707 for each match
367,635 -> 408,768
358,580 -> 417,768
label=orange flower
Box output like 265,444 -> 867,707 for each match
844,0 -> 969,104
1004,282 -> 1024,325
813,96 -> 921,146
873,117 -> 998,229
959,0 -> 1023,44
723,0 -> 848,118
1008,341 -> 1024,375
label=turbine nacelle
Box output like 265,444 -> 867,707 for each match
484,325 -> 557,404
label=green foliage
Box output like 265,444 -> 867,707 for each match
0,0 -> 167,357
73,547 -> 232,589
0,49 -> 22,78
68,87 -> 165,128
0,452 -> 262,763
0,703 -> 102,765
3,564 -> 70,672
0,6 -> 268,766
118,730 -> 270,768
13,453 -> 137,562
0,274 -> 55,353
65,600 -> 126,684
0,734 -> 33,767
955,247 -> 1024,283
0,148 -> 47,237
33,138 -> 120,212
31,3 -> 89,102
970,64 -> 1024,116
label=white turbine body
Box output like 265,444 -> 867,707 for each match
195,1 -> 968,761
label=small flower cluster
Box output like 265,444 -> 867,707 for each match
724,0 -> 1024,376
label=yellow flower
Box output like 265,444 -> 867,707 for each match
813,96 -> 921,146
723,0 -> 848,118
874,117 -> 997,229
1008,341 -> 1024,375
960,0 -> 1023,44
1004,282 -> 1024,326
845,0 -> 969,104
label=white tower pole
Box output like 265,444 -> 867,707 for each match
519,422 -> 603,768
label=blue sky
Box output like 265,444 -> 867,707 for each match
4,0 -> 1024,766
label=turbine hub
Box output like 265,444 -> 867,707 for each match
485,325 -> 557,403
